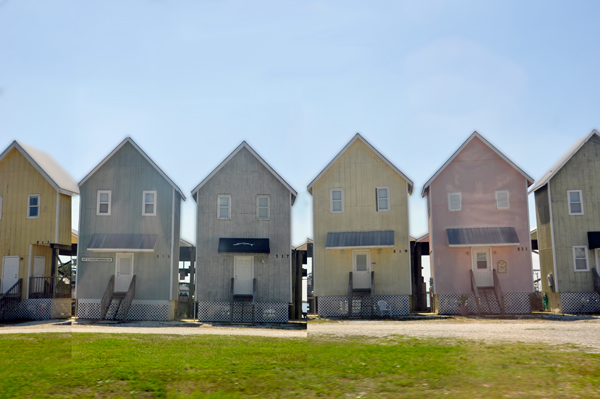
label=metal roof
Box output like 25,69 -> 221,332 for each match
446,227 -> 520,247
87,233 -> 158,252
529,130 -> 600,193
0,141 -> 79,196
326,230 -> 395,249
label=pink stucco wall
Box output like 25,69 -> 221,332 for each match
428,136 -> 534,295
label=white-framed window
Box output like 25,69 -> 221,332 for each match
448,192 -> 462,211
217,195 -> 231,219
330,188 -> 344,213
142,191 -> 157,216
97,190 -> 111,215
376,186 -> 390,212
568,190 -> 584,215
257,195 -> 270,219
27,194 -> 40,219
0,196 -> 2,220
495,190 -> 510,209
572,246 -> 589,271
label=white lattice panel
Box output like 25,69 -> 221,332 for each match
437,292 -> 532,315
317,295 -> 410,318
76,299 -> 171,321
197,301 -> 230,322
197,302 -> 289,323
255,303 -> 288,323
77,299 -> 101,319
504,292 -> 532,314
2,299 -> 52,320
561,292 -> 600,314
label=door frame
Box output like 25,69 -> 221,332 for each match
471,247 -> 493,287
1,255 -> 20,293
351,249 -> 371,289
233,256 -> 254,295
114,253 -> 134,293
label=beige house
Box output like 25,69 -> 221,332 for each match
308,134 -> 414,317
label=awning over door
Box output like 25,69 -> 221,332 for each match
218,238 -> 270,254
326,230 -> 394,249
87,234 -> 158,252
446,227 -> 519,247
588,232 -> 600,250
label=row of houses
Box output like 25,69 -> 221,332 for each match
1,131 -> 599,322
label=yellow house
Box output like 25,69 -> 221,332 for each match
308,134 -> 414,317
0,141 -> 78,320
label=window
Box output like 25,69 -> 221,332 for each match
217,195 -> 231,219
568,190 -> 584,215
495,190 -> 510,209
97,190 -> 111,215
257,195 -> 270,219
376,186 -> 390,211
572,246 -> 589,271
476,252 -> 488,269
448,192 -> 462,211
27,194 -> 40,219
142,191 -> 157,216
330,188 -> 344,213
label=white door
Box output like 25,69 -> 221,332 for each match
31,256 -> 46,294
472,247 -> 493,287
1,256 -> 19,293
234,256 -> 253,295
115,253 -> 134,293
352,250 -> 371,289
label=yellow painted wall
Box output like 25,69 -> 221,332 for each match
312,139 -> 411,296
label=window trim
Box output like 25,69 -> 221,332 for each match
27,194 -> 41,219
495,190 -> 510,210
97,190 -> 112,216
572,245 -> 589,272
567,190 -> 584,215
217,194 -> 232,220
142,190 -> 157,216
448,192 -> 462,212
330,188 -> 344,213
376,186 -> 390,212
256,195 -> 270,220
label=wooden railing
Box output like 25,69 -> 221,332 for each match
469,270 -> 482,315
100,276 -> 115,320
252,278 -> 257,323
493,269 -> 506,314
29,277 -> 71,299
592,268 -> 600,295
121,276 -> 136,321
229,277 -> 234,323
347,272 -> 353,317
0,279 -> 23,317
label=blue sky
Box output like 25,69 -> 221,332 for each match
1,1 -> 600,247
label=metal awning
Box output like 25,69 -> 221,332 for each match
218,238 -> 270,254
446,227 -> 520,247
87,234 -> 158,252
588,232 -> 600,250
326,230 -> 394,249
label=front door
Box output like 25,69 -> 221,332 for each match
352,250 -> 371,289
234,256 -> 253,295
1,256 -> 19,293
31,256 -> 46,294
115,253 -> 134,293
472,247 -> 493,287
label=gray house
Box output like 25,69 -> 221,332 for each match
76,137 -> 185,321
192,142 -> 297,323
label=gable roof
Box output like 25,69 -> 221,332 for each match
529,130 -> 600,193
78,137 -> 186,200
307,133 -> 414,195
191,141 -> 298,204
421,131 -> 534,197
0,141 -> 79,196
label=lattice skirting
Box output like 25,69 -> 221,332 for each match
317,295 -> 410,318
560,292 -> 600,314
2,299 -> 72,320
196,301 -> 289,323
436,292 -> 532,315
76,299 -> 174,321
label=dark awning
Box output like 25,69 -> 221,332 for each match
447,227 -> 519,247
588,232 -> 600,250
87,233 -> 158,252
218,238 -> 270,254
326,230 -> 394,249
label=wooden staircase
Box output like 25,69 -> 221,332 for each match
470,269 -> 505,315
347,271 -> 375,318
592,268 -> 600,296
229,278 -> 256,323
0,279 -> 23,319
100,275 -> 136,321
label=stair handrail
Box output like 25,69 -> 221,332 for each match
348,272 -> 353,317
229,277 -> 234,323
0,278 -> 22,302
469,270 -> 482,315
121,275 -> 136,321
492,269 -> 506,314
100,275 -> 115,320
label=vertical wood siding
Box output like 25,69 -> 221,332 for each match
534,185 -> 555,293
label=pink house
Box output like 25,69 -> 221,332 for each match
422,132 -> 535,314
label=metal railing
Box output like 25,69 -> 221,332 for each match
100,276 -> 115,320
29,277 -> 72,299
121,276 -> 136,320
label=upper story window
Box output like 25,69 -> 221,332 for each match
572,246 -> 589,271
376,186 -> 390,211
218,195 -> 231,219
142,191 -> 157,216
257,195 -> 270,219
97,190 -> 111,216
495,190 -> 510,210
568,190 -> 583,215
330,188 -> 344,213
448,192 -> 462,212
27,194 -> 40,219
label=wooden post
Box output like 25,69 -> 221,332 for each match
295,250 -> 303,320
189,251 -> 196,319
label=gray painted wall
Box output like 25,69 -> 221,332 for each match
77,141 -> 182,300
195,146 -> 293,303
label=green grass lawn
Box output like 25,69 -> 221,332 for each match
0,333 -> 599,398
